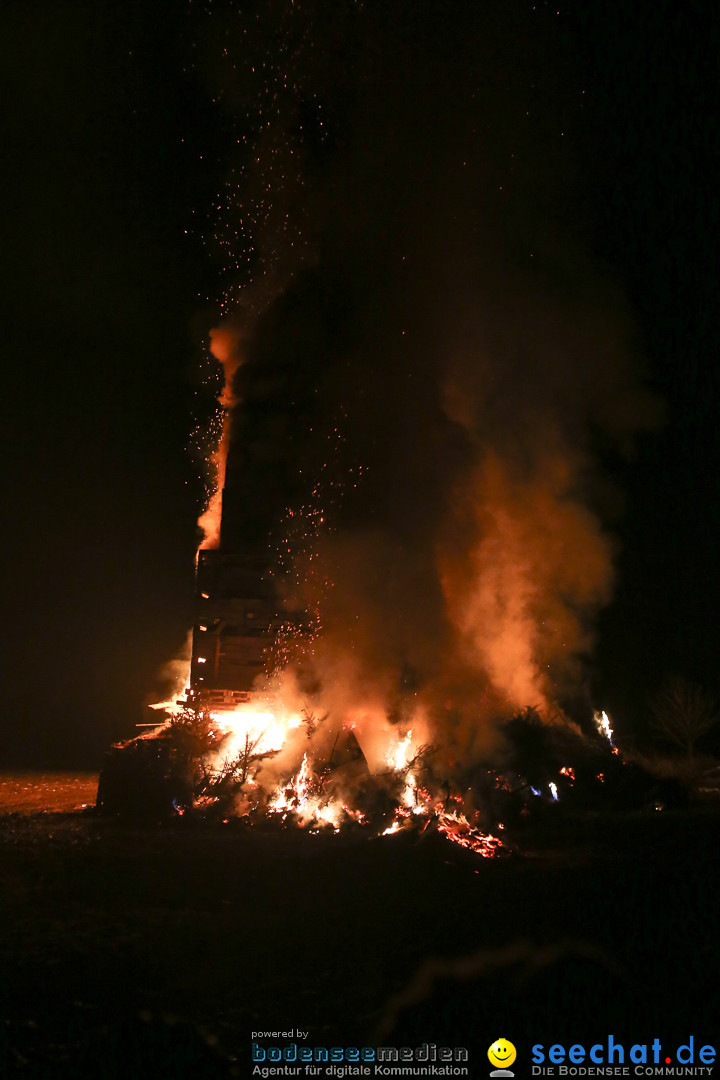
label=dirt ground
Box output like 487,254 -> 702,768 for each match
0,784 -> 718,1078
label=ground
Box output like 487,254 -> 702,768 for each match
0,777 -> 718,1077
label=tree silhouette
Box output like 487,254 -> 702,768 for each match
650,676 -> 719,758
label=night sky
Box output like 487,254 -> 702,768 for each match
1,0 -> 718,767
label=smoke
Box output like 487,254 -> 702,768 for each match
150,629 -> 193,710
199,0 -> 660,766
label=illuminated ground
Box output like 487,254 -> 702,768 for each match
0,777 -> 718,1077
0,773 -> 98,813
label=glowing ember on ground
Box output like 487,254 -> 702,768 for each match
435,813 -> 507,857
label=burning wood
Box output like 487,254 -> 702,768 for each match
435,812 -> 506,857
105,667 -> 696,852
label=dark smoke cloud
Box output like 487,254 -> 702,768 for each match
207,0 -> 660,764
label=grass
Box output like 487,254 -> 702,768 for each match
0,796 -> 719,1077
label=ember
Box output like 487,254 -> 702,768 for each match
435,813 -> 507,857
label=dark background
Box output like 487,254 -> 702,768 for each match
1,0 -> 718,767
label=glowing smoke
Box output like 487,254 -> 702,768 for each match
191,1 -> 660,768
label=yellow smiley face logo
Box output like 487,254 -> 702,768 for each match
488,1039 -> 517,1070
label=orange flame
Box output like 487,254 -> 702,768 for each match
198,326 -> 243,550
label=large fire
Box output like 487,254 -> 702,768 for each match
145,688 -> 509,856
137,590 -> 645,852
139,340 -> 624,857
133,0 -> 651,851
131,297 -> 645,860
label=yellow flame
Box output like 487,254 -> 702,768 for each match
593,709 -> 613,743
212,705 -> 302,758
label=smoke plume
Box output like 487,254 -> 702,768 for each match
199,0 -> 659,766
